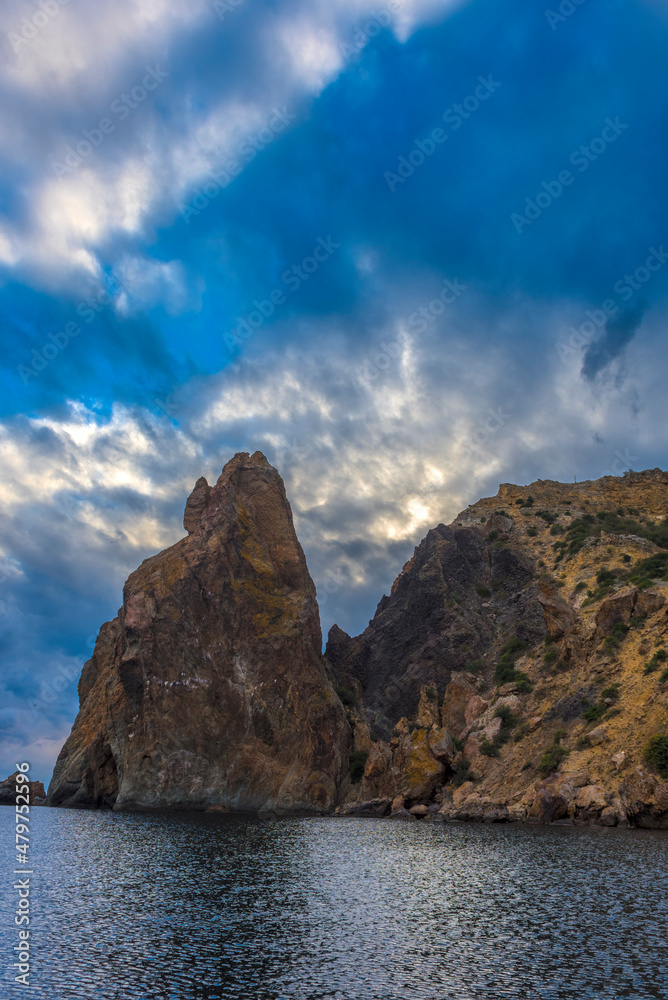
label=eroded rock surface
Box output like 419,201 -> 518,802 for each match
48,452 -> 348,814
0,773 -> 46,806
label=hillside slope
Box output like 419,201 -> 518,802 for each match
331,470 -> 668,827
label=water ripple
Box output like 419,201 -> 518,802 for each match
1,811 -> 667,1000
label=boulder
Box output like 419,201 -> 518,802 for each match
391,795 -> 405,812
395,729 -> 445,801
452,781 -> 475,808
575,785 -> 607,814
528,787 -> 567,824
483,716 -> 503,742
428,727 -> 455,764
362,741 -> 393,784
465,695 -> 489,725
538,585 -> 577,639
634,589 -> 666,618
611,752 -> 627,771
600,806 -> 619,827
493,694 -> 523,717
416,685 -> 441,727
388,807 -> 416,821
497,682 -> 518,696
441,672 -> 477,737
619,768 -> 668,829
409,804 -> 429,818
337,798 -> 391,817
595,588 -> 637,635
588,726 -> 607,746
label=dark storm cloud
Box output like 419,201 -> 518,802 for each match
581,301 -> 647,381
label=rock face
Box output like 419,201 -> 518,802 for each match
48,452 -> 348,814
325,522 -> 545,734
0,773 -> 46,806
49,461 -> 668,828
333,467 -> 668,827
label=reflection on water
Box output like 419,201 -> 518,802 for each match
1,809 -> 667,1000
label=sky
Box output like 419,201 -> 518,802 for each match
1,0 -> 667,782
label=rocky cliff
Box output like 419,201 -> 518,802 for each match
47,452 -> 349,814
48,460 -> 668,828
330,470 -> 668,828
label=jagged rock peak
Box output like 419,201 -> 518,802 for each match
183,452 -> 277,535
48,450 -> 349,815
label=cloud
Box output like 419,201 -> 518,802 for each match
581,301 -> 647,382
2,288 -> 668,781
1,0 -> 668,790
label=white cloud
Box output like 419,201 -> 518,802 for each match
0,0 -> 472,300
2,298 -> 664,616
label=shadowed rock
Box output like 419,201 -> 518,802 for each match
48,452 -> 349,814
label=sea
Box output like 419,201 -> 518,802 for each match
1,808 -> 667,999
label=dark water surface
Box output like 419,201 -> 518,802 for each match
1,808 -> 667,1000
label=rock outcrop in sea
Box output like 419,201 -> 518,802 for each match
0,773 -> 46,806
49,460 -> 668,827
47,452 -> 349,813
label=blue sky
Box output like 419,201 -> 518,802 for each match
1,0 -> 667,781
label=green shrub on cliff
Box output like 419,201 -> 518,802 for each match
480,738 -> 500,757
564,512 -> 668,559
627,553 -> 668,589
539,742 -> 568,777
349,750 -> 368,783
494,637 -> 529,685
333,683 -> 356,708
602,621 -> 630,655
584,703 -> 605,723
643,734 -> 668,779
451,758 -> 471,787
494,705 -> 515,728
464,658 -> 486,674
644,649 -> 667,674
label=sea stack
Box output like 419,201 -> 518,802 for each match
47,452 -> 349,813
